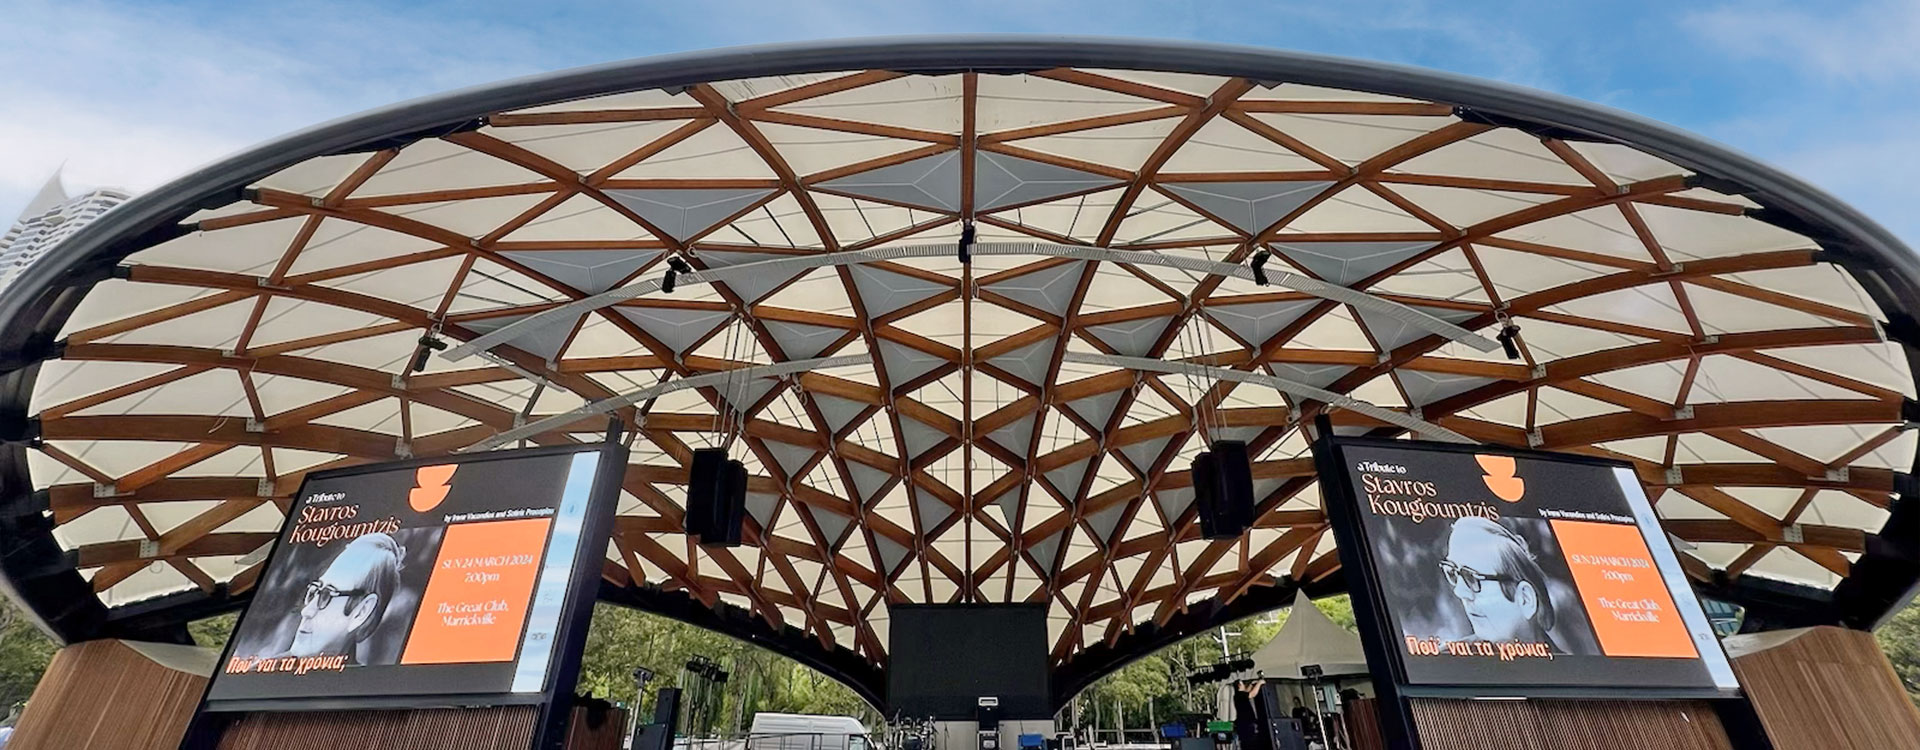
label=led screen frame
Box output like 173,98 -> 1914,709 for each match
197,442 -> 625,714
1315,435 -> 1742,700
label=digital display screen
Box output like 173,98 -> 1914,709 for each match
1324,439 -> 1740,696
888,603 -> 1050,719
203,446 -> 617,710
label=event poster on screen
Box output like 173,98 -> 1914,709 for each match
204,447 -> 608,709
1333,441 -> 1740,694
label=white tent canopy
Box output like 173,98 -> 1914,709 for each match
1245,592 -> 1370,680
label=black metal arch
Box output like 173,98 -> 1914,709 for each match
1,37 -> 1917,677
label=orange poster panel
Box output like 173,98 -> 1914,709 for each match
1550,520 -> 1697,659
400,518 -> 552,665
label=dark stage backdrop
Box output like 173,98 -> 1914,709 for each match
888,603 -> 1049,719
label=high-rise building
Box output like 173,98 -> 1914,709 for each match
0,172 -> 131,292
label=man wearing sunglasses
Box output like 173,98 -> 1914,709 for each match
286,532 -> 405,662
1438,517 -> 1559,649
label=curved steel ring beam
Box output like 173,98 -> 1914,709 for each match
443,241 -> 1500,363
1059,351 -> 1475,443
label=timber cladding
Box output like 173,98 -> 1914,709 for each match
1407,698 -> 1733,750
211,704 -> 625,749
214,705 -> 538,749
8,639 -> 212,750
1727,625 -> 1920,750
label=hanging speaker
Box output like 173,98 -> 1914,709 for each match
713,458 -> 748,546
687,448 -> 745,546
1196,440 -> 1254,539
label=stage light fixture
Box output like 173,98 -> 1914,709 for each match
1496,322 -> 1522,360
663,257 -> 693,294
410,333 -> 447,373
1249,250 -> 1272,286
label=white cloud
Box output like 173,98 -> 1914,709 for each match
0,0 -> 548,220
1685,0 -> 1920,81
1683,0 -> 1920,245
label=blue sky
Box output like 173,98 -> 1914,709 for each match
4,0 -> 1917,244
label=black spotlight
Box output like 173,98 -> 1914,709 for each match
1496,322 -> 1522,361
410,333 -> 447,373
959,222 -> 976,264
1249,250 -> 1272,286
663,257 -> 693,294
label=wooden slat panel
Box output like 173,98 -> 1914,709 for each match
216,704 -> 538,750
9,639 -> 211,750
1407,698 -> 1732,750
1728,625 -> 1920,750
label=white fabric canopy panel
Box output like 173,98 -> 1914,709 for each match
7,40 -> 1917,673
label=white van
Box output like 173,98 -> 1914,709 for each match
746,713 -> 875,750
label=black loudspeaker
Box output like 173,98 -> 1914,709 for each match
687,448 -> 746,546
1194,440 -> 1254,539
631,687 -> 682,750
652,686 -> 681,726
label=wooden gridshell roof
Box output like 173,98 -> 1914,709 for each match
4,38 -> 1919,705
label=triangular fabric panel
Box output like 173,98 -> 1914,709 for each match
989,413 -> 1037,456
994,489 -> 1024,524
878,340 -> 948,389
985,262 -> 1085,318
606,188 -> 775,242
1121,434 -> 1177,474
1269,362 -> 1353,390
1206,298 -> 1318,348
763,440 -> 816,480
1159,181 -> 1333,235
1044,457 -> 1093,499
616,306 -> 732,355
716,377 -> 775,414
898,416 -> 948,459
1398,370 -> 1497,407
913,486 -> 955,530
1027,528 -> 1065,575
700,250 -> 806,303
1085,316 -> 1170,357
974,151 -> 1123,211
763,319 -> 847,360
1085,504 -> 1127,545
846,462 -> 893,504
988,338 -> 1055,387
1155,487 -> 1195,523
1355,304 -> 1480,353
849,264 -> 950,318
745,492 -> 779,527
816,151 -> 962,212
812,394 -> 869,435
1272,241 -> 1432,287
809,506 -> 854,550
873,534 -> 911,575
1066,390 -> 1125,431
461,313 -> 577,363
499,249 -> 660,295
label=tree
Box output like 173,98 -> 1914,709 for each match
573,604 -> 877,734
1877,599 -> 1920,706
0,597 -> 57,712
190,613 -> 238,650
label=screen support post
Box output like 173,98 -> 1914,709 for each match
1308,414 -> 1423,750
532,441 -> 631,750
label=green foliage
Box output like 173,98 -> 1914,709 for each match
1068,596 -> 1357,734
1877,599 -> 1920,705
0,597 -> 57,712
190,612 -> 239,650
576,604 -> 876,733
